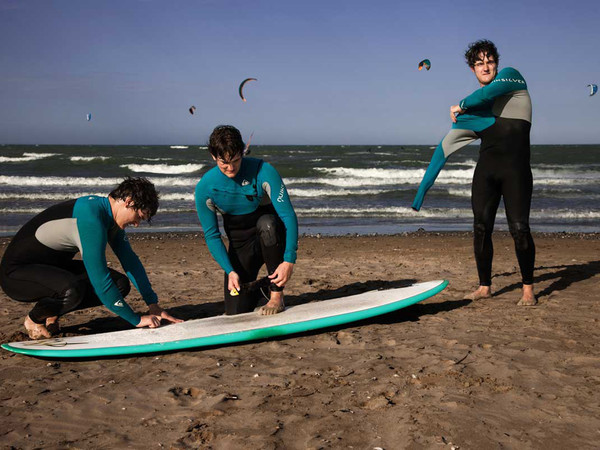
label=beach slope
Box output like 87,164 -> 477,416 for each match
0,232 -> 599,448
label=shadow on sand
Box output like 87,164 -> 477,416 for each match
59,278 -> 466,338
492,260 -> 600,299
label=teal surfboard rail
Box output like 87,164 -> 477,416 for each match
1,280 -> 448,358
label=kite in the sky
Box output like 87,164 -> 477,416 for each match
239,78 -> 257,102
418,59 -> 431,71
86,113 -> 92,121
189,105 -> 196,115
588,84 -> 598,97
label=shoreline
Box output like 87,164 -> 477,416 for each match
3,229 -> 598,244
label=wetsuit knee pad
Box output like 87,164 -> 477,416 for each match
113,274 -> 131,297
509,222 -> 531,251
256,214 -> 278,247
62,281 -> 87,310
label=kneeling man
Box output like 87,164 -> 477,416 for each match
0,177 -> 182,339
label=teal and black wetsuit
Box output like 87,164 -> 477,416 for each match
412,67 -> 535,286
195,157 -> 298,314
0,196 -> 158,325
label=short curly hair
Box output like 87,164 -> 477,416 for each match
207,125 -> 245,161
465,39 -> 500,67
109,177 -> 159,221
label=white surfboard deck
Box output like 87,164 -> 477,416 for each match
1,280 -> 447,358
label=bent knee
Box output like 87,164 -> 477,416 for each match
62,282 -> 87,310
256,214 -> 278,246
113,273 -> 131,297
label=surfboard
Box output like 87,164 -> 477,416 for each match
1,280 -> 447,358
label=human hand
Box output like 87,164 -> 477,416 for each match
268,262 -> 294,287
148,303 -> 184,324
450,104 -> 464,123
228,271 -> 241,294
136,314 -> 162,328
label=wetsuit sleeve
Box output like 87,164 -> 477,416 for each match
459,67 -> 527,112
412,143 -> 447,211
195,181 -> 235,274
412,116 -> 482,211
259,163 -> 299,263
76,217 -> 141,326
108,229 -> 158,306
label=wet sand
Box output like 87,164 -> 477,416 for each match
1,232 -> 599,449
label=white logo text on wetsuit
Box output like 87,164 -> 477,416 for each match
277,184 -> 285,202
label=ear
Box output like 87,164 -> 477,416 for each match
211,154 -> 217,162
470,66 -> 476,74
124,197 -> 135,208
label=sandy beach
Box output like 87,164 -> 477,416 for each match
1,231 -> 599,449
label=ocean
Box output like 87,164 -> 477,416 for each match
1,144 -> 599,236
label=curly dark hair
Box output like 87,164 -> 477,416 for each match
109,177 -> 159,221
207,125 -> 245,161
465,39 -> 500,67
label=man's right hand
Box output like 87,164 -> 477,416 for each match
137,314 -> 162,328
228,271 -> 241,294
450,104 -> 465,123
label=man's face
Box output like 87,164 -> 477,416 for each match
213,154 -> 243,178
471,52 -> 497,86
116,200 -> 149,230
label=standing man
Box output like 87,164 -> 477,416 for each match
0,177 -> 182,339
195,125 -> 298,316
412,40 -> 536,305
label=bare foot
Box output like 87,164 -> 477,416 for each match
24,315 -> 51,339
45,316 -> 60,336
260,292 -> 285,316
464,286 -> 492,301
517,284 -> 537,306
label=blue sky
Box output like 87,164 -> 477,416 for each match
1,0 -> 598,145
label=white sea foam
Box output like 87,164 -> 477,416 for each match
0,192 -> 106,200
70,156 -> 110,162
287,176 -> 418,187
0,208 -> 44,214
121,163 -> 204,174
534,162 -> 600,170
294,206 -> 471,218
2,204 -> 598,222
446,188 -> 471,197
0,175 -> 199,187
170,146 -> 188,149
159,193 -> 195,201
0,153 -> 58,163
302,167 -> 473,187
288,188 -> 390,197
0,175 -> 121,187
532,168 -> 600,180
531,209 -> 600,220
292,206 -> 600,220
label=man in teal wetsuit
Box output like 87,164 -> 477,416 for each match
195,125 -> 298,316
412,40 -> 536,306
0,177 -> 182,339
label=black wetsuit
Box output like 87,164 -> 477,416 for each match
413,67 -> 535,286
0,196 -> 158,325
195,158 -> 298,315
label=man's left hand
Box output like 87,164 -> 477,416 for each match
148,304 -> 184,324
